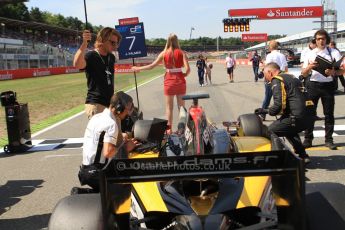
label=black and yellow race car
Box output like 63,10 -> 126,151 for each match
49,93 -> 306,230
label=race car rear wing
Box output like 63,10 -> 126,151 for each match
103,150 -> 299,182
99,136 -> 306,230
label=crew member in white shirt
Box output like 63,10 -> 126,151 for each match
225,53 -> 236,83
259,40 -> 288,121
301,29 -> 344,150
78,91 -> 139,192
300,38 -> 316,64
265,40 -> 288,72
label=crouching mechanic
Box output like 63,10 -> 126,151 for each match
255,62 -> 314,164
78,91 -> 140,192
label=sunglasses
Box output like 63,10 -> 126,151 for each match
316,37 -> 326,41
109,40 -> 118,46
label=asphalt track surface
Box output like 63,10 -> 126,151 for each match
1,63 -> 345,229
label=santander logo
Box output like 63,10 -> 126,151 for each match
265,8 -> 317,18
267,10 -> 275,17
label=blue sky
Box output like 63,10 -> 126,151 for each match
25,0 -> 345,39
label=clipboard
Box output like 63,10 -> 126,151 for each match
312,55 -> 344,75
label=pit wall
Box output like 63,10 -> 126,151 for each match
0,63 -> 151,81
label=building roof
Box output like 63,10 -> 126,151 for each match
246,22 -> 345,51
0,16 -> 81,36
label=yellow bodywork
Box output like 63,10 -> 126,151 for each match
233,136 -> 271,208
119,136 -> 272,214
131,152 -> 169,212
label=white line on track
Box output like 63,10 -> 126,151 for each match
1,75 -> 163,154
43,154 -> 81,159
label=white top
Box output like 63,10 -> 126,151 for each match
265,50 -> 288,71
225,56 -> 235,68
82,108 -> 119,165
300,47 -> 312,64
303,47 -> 342,82
165,68 -> 182,73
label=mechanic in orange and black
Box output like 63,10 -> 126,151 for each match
255,62 -> 314,164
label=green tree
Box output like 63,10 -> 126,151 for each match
29,7 -> 44,22
0,3 -> 29,21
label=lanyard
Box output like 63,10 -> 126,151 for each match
95,49 -> 110,67
95,49 -> 112,85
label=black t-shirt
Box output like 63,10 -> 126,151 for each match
251,55 -> 261,67
84,51 -> 115,107
196,59 -> 206,71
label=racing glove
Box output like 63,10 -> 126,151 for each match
254,108 -> 269,115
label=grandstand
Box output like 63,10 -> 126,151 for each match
0,16 -> 81,70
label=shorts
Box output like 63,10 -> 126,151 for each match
227,67 -> 234,74
85,103 -> 106,120
78,164 -> 101,191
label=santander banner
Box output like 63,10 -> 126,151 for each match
242,33 -> 268,42
0,67 -> 80,81
229,6 -> 323,19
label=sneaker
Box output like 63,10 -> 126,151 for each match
258,114 -> 266,121
231,80 -> 234,83
70,187 -> 95,195
303,139 -> 312,149
70,187 -> 80,195
199,84 -> 202,87
315,116 -> 323,121
299,154 -> 311,165
325,141 -> 337,150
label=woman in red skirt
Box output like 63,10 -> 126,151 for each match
132,33 -> 190,133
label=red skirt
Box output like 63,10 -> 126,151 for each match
164,72 -> 186,96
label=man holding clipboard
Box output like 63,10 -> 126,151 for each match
301,29 -> 345,150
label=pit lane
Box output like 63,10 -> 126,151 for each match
0,63 -> 345,229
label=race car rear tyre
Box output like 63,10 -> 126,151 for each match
238,114 -> 263,137
48,194 -> 104,230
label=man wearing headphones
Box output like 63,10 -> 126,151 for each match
77,91 -> 139,192
301,29 -> 344,150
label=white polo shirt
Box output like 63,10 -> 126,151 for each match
265,50 -> 288,71
82,108 -> 120,165
303,47 -> 342,82
300,47 -> 313,64
225,56 -> 235,68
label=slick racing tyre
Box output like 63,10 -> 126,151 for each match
238,114 -> 263,137
48,194 -> 104,230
